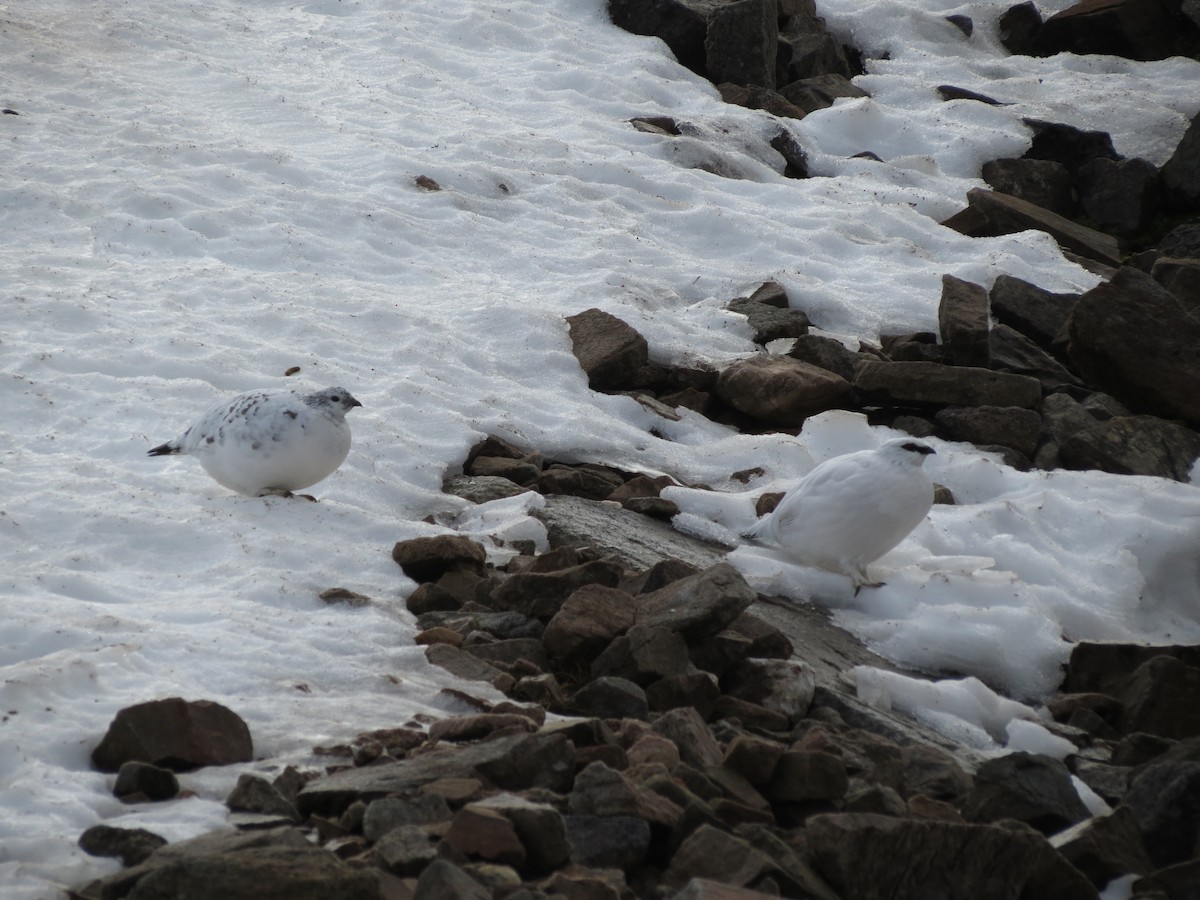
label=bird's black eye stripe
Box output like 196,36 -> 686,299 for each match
902,441 -> 935,455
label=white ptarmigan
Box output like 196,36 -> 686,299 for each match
746,438 -> 936,591
148,386 -> 362,497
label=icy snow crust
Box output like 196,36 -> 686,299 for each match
2,0 -> 1199,894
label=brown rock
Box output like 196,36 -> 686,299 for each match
716,355 -> 851,424
566,308 -> 650,391
492,560 -> 625,619
961,752 -> 1090,835
91,698 -> 252,773
542,584 -> 637,660
854,359 -> 1042,409
635,562 -> 758,641
1049,807 -> 1153,886
935,405 -> 1043,458
392,535 -> 487,583
1059,415 -> 1200,481
938,275 -> 990,366
765,750 -> 848,802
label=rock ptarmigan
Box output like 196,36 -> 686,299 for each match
148,386 -> 361,497
746,438 -> 936,591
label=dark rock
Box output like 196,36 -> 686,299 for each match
998,2 -> 1043,54
705,0 -> 777,88
716,355 -> 851,423
78,825 -> 168,868
463,636 -> 551,672
1060,415 -> 1200,481
710,695 -> 792,732
722,734 -> 784,785
937,85 -> 1004,105
542,584 -> 637,660
444,473 -> 529,504
946,14 -> 973,36
989,323 -> 1081,389
606,0 -> 712,77
949,188 -> 1122,266
92,698 -> 253,773
318,587 -> 372,607
573,676 -> 650,720
786,333 -> 862,381
406,582 -> 462,615
467,455 -> 541,484
988,274 -> 1079,350
689,629 -> 754,678
1158,222 -> 1200,259
1023,120 -> 1120,172
564,814 -> 651,869
428,713 -> 539,743
362,794 -> 453,842
806,812 -> 1098,900
623,558 -> 701,595
566,308 -> 650,392
1115,654 -> 1200,738
591,623 -> 691,685
854,359 -> 1042,409
726,611 -> 793,659
119,846 -> 382,900
226,773 -> 299,822
635,562 -> 759,641
646,671 -> 721,715
537,464 -> 627,500
492,560 -> 625,619
299,731 -> 575,816
1135,858 -> 1200,900
770,128 -> 810,178
668,878 -> 790,899
113,761 -> 180,802
778,74 -> 868,114
1065,642 -> 1200,695
981,158 -> 1075,218
1073,758 -> 1131,805
424,643 -> 514,692
568,761 -> 683,827
1049,807 -> 1153,887
1153,257 -> 1200,307
458,794 -> 570,874
1030,0 -> 1188,62
392,535 -> 487,583
777,13 -> 856,83
727,296 -> 811,344
630,114 -> 683,135
1076,156 -> 1160,236
1066,266 -> 1200,424
1122,760 -> 1200,868
764,750 -> 848,802
651,707 -> 725,770
935,405 -> 1042,458
961,752 -> 1091,834
413,858 -> 490,900
662,824 -> 788,893
938,275 -> 990,367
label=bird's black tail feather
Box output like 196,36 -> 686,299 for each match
147,443 -> 180,457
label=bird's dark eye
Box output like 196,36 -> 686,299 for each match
330,395 -> 341,402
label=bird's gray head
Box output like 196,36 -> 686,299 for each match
306,387 -> 363,417
879,437 -> 935,464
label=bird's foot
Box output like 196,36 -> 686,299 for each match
258,489 -> 319,502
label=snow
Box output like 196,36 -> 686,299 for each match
2,0 -> 1199,895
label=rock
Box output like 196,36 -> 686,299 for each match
786,333 -> 862,381
469,793 -> 570,874
989,323 -> 1081,390
572,676 -> 650,720
722,734 -> 784,785
806,812 -> 1098,900
78,825 -> 168,868
937,85 -> 1004,105
298,731 -> 575,816
1158,222 -> 1200,259
1049,807 -> 1153,887
764,750 -> 848,802
362,794 -> 453,842
778,74 -> 868,114
721,658 -> 816,724
727,295 -> 811,344
982,158 -> 1074,217
646,671 -> 721,715
1076,157 -> 1160,236
705,0 -> 777,88
938,275 -> 990,367
443,804 -> 526,868
1064,642 -> 1200,695
564,814 -> 651,869
715,355 -> 850,424
710,696 -> 791,732
1065,266 -> 1200,423
901,743 -> 975,801
961,752 -> 1091,835
635,562 -> 758,641
392,535 -> 487,583
568,761 -> 683,828
1153,257 -> 1200,307
1122,760 -> 1200,868
565,308 -> 650,391
591,624 -> 691,685
113,761 -> 181,802
537,463 -> 627,500
428,713 -> 540,743
413,858 -> 490,900
948,187 -> 1122,266
91,698 -> 253,773
1073,758 -> 1131,805
997,2 -> 1043,53
424,643 -> 514,692
777,12 -> 857,83
1114,654 -> 1200,738
1161,111 -> 1200,211
492,560 -> 625,619
1059,416 -> 1200,481
1023,120 -> 1119,173
668,879 -> 793,900
467,455 -> 541,484
1029,0 -> 1187,62
651,707 -> 725,770
463,637 -> 550,672
406,582 -> 462,615
226,774 -> 299,822
988,274 -> 1079,350
542,584 -> 637,660
662,824 -> 782,892
935,405 -> 1043,458
443,473 -> 530,504
854,359 -> 1042,409
606,0 -> 712,77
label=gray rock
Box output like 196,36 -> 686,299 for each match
726,296 -> 810,344
363,794 -> 453,842
636,562 -> 758,641
981,158 -> 1074,217
472,793 -> 570,874
938,274 -> 990,367
652,707 -> 725,770
491,560 -> 625,619
705,0 -> 777,88
114,761 -> 180,802
1122,760 -> 1200,868
563,814 -> 651,870
572,676 -> 649,720
961,752 -> 1091,835
542,584 -> 637,660
374,824 -> 437,876
778,73 -> 868,114
1076,157 -> 1160,236
989,323 -> 1081,390
413,858 -> 490,900
935,405 -> 1043,458
591,623 -> 691,685
988,274 -> 1079,350
78,825 -> 168,868
722,657 -> 816,724
1060,415 -> 1200,482
1049,807 -> 1153,887
716,355 -> 850,424
854,359 -> 1042,409
225,774 -> 299,822
565,308 -> 650,391
764,750 -> 848,802
1115,654 -> 1200,738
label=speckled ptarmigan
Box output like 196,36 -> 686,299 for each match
746,438 -> 936,591
148,386 -> 362,497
